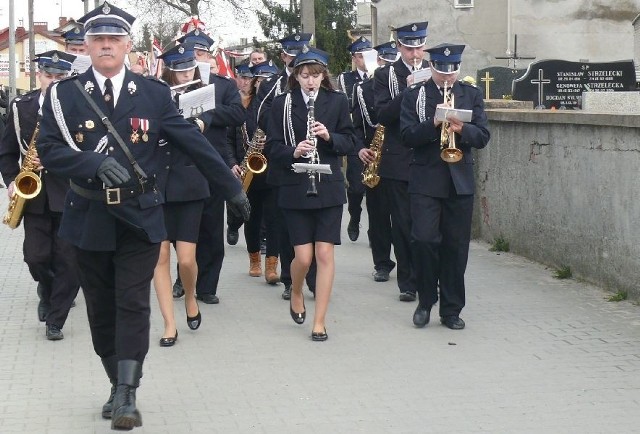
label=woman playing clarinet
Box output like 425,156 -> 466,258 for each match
266,46 -> 355,341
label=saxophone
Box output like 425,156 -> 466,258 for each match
239,124 -> 267,192
3,122 -> 43,229
361,124 -> 385,188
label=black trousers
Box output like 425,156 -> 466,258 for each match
196,192 -> 225,296
346,154 -> 366,223
245,187 -> 279,256
380,178 -> 416,294
410,192 -> 474,316
75,222 -> 160,362
365,184 -> 395,272
275,187 -> 316,289
23,210 -> 79,328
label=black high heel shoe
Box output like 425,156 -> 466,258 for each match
159,329 -> 178,347
311,327 -> 328,342
289,292 -> 306,325
186,300 -> 201,330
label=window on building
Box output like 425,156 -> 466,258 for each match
454,0 -> 474,8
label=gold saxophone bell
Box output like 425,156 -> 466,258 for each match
440,80 -> 463,164
3,122 -> 42,229
240,128 -> 268,192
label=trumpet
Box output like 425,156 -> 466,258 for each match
440,80 -> 463,163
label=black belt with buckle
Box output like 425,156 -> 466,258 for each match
69,181 -> 147,205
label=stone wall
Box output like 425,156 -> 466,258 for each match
473,109 -> 640,298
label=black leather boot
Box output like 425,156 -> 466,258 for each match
111,360 -> 143,430
101,355 -> 118,419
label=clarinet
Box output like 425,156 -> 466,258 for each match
304,91 -> 319,197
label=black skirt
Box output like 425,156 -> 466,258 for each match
283,205 -> 343,246
163,200 -> 205,243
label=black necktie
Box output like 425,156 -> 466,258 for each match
104,78 -> 114,115
363,72 -> 368,80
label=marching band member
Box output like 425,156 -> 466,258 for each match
237,60 -> 280,283
174,28 -> 247,305
400,43 -> 490,329
36,3 -> 249,428
266,47 -> 355,341
150,42 -> 210,347
62,25 -> 87,55
353,41 -> 398,282
0,50 -> 79,340
373,22 -> 429,302
337,36 -> 374,242
256,33 -> 317,300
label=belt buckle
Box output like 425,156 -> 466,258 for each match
106,188 -> 121,205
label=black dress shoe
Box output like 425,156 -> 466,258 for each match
46,324 -> 64,340
289,295 -> 306,325
281,284 -> 291,300
413,305 -> 431,328
159,330 -> 178,347
311,328 -> 328,341
373,269 -> 390,282
347,219 -> 360,242
187,305 -> 202,330
196,294 -> 219,304
440,316 -> 465,330
226,228 -> 239,245
172,278 -> 185,298
399,291 -> 417,302
37,300 -> 50,322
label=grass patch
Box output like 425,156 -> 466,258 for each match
553,265 -> 572,279
489,236 -> 510,252
607,291 -> 627,302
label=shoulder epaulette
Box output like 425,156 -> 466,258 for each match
145,76 -> 170,88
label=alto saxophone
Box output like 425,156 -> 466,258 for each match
3,122 -> 43,229
361,124 -> 385,188
239,124 -> 267,192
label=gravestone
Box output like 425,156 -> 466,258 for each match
476,66 -> 526,99
512,59 -> 636,109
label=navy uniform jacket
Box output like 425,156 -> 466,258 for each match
400,78 -> 490,197
157,84 -> 214,203
337,70 -> 364,111
36,68 -> 242,251
351,78 -> 377,152
202,73 -> 246,163
0,90 -> 68,213
266,87 -> 355,209
373,58 -> 428,182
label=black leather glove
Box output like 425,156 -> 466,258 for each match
96,157 -> 131,187
227,191 -> 251,222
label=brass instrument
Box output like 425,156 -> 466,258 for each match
440,80 -> 463,163
361,125 -> 385,188
3,122 -> 43,229
240,125 -> 267,192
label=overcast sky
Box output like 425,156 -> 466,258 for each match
0,0 -> 264,45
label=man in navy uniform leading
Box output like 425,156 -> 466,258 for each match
175,27 -> 247,304
373,22 -> 429,303
400,43 -> 490,329
36,3 -> 250,430
337,36 -> 372,242
353,41 -> 398,282
0,50 -> 79,340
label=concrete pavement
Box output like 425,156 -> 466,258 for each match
1,193 -> 640,433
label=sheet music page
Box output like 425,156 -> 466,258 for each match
411,68 -> 432,85
71,54 -> 92,75
435,106 -> 472,123
197,62 -> 211,84
178,84 -> 216,118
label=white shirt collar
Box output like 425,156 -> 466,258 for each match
357,69 -> 368,80
402,59 -> 422,72
92,66 -> 127,106
300,88 -> 310,106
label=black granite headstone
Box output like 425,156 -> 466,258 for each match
512,59 -> 636,109
476,66 -> 526,99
